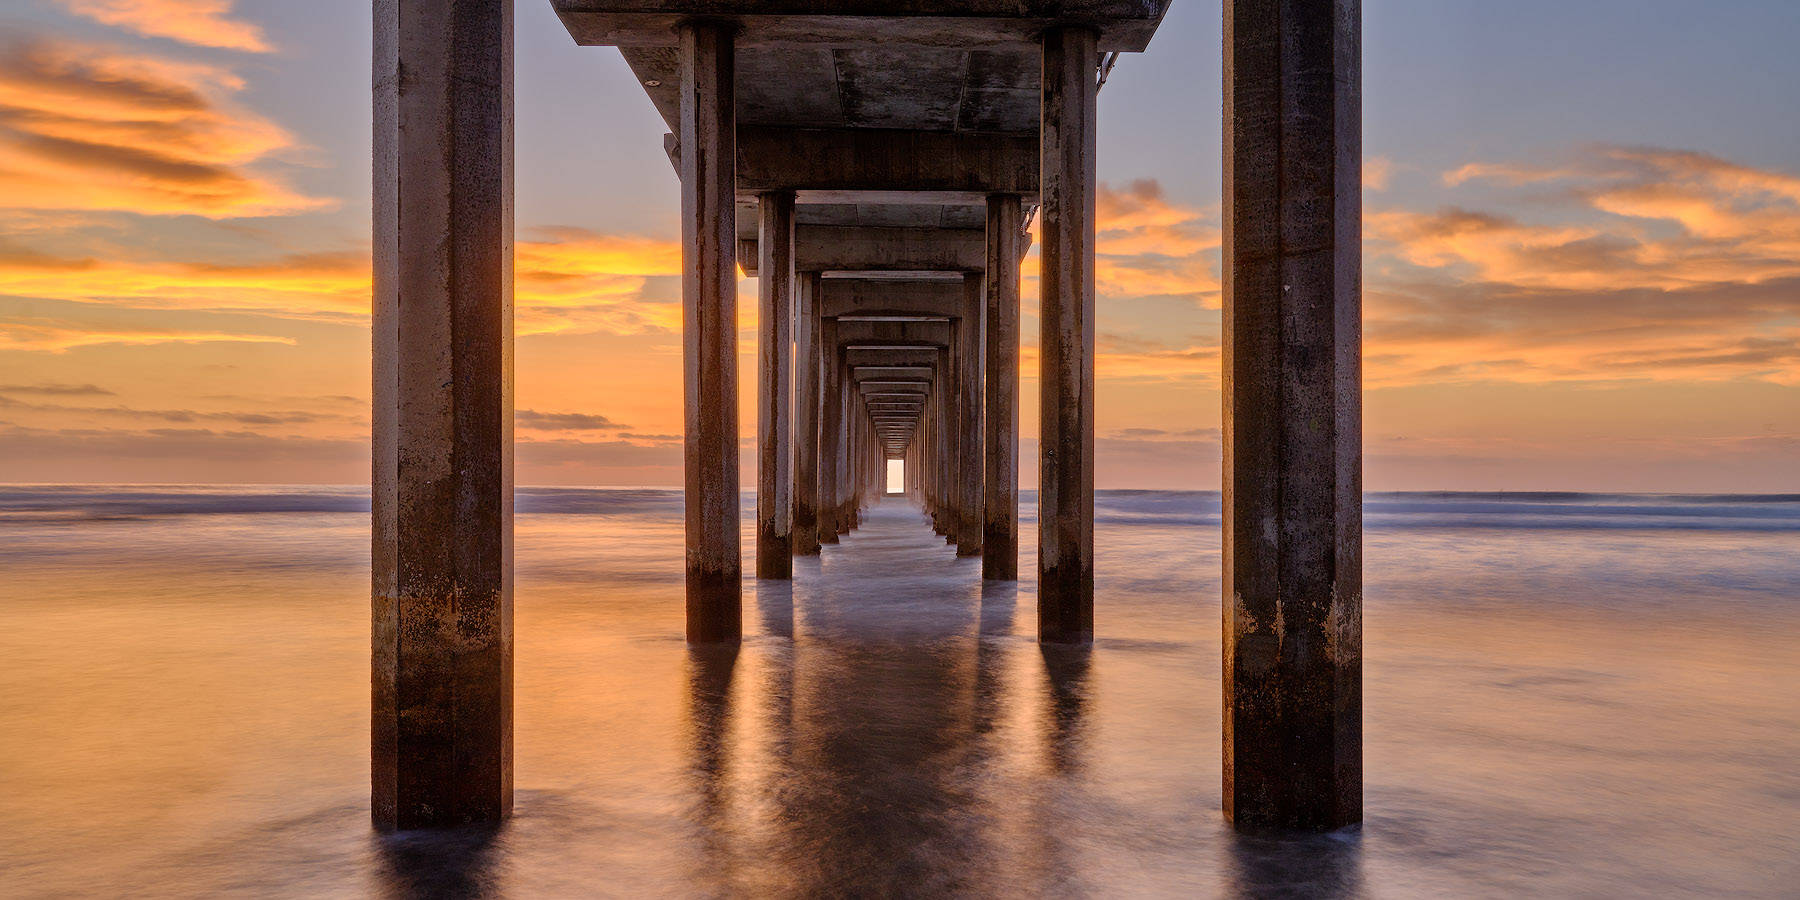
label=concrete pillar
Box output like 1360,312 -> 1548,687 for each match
793,273 -> 821,555
1038,26 -> 1098,643
983,194 -> 1023,579
756,191 -> 795,579
943,345 -> 957,536
372,0 -> 513,831
838,370 -> 855,533
1223,0 -> 1363,830
956,274 -> 984,556
818,324 -> 841,544
679,22 -> 740,643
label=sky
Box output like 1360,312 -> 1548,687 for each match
0,0 -> 1796,490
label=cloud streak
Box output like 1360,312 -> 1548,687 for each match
55,0 -> 271,52
0,37 -> 320,217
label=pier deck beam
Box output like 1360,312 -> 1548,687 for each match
1037,26 -> 1098,643
756,190 -> 795,579
372,0 -> 514,831
1222,0 -> 1363,830
679,21 -> 741,643
983,194 -> 1022,579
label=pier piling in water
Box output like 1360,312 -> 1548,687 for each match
372,0 -> 515,831
1222,0 -> 1364,830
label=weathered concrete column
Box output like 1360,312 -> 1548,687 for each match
679,21 -> 740,642
956,274 -> 984,556
983,194 -> 1023,579
1038,26 -> 1098,643
817,324 -> 841,544
372,0 -> 513,831
756,190 -> 795,579
933,346 -> 952,536
838,370 -> 856,533
1223,0 -> 1363,830
793,273 -> 822,555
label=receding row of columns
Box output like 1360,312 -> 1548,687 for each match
374,0 -> 1360,833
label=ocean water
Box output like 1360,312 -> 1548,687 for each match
1,486 -> 1796,898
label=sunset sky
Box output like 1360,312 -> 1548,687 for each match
0,0 -> 1796,489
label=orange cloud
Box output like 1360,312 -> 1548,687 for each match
0,37 -> 321,217
1364,146 -> 1800,386
1094,179 -> 1221,303
0,228 -> 685,346
55,0 -> 270,52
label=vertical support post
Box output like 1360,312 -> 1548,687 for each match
1038,26 -> 1098,643
372,0 -> 513,831
1222,0 -> 1363,830
679,21 -> 740,643
756,191 -> 795,579
818,324 -> 841,544
793,272 -> 821,555
956,273 -> 985,556
984,195 -> 1023,579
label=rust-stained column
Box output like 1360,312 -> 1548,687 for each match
983,195 -> 1023,579
679,21 -> 739,642
756,190 -> 795,579
372,0 -> 513,831
1038,26 -> 1098,643
793,273 -> 822,555
956,274 -> 984,556
817,323 -> 841,544
1223,0 -> 1363,830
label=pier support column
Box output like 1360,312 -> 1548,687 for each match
793,273 -> 821,555
984,195 -> 1022,579
679,21 -> 740,642
756,191 -> 795,579
372,0 -> 513,831
956,274 -> 984,556
1222,0 -> 1363,830
818,324 -> 841,544
1038,26 -> 1098,643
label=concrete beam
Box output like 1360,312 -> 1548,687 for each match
739,127 -> 1038,195
372,0 -> 513,832
790,225 -> 985,273
1222,0 -> 1363,831
831,319 -> 951,348
680,22 -> 741,642
818,278 -> 966,319
552,3 -> 1171,52
845,348 -> 938,368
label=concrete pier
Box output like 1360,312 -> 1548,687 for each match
983,195 -> 1023,580
1037,26 -> 1099,644
756,190 -> 795,579
679,21 -> 741,643
372,0 -> 514,830
1222,0 -> 1363,830
368,0 -> 1396,840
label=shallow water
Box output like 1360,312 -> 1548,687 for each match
1,487 -> 1796,897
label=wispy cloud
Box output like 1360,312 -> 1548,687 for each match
54,0 -> 271,52
514,409 -> 626,431
0,37 -> 320,217
1367,146 -> 1800,385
